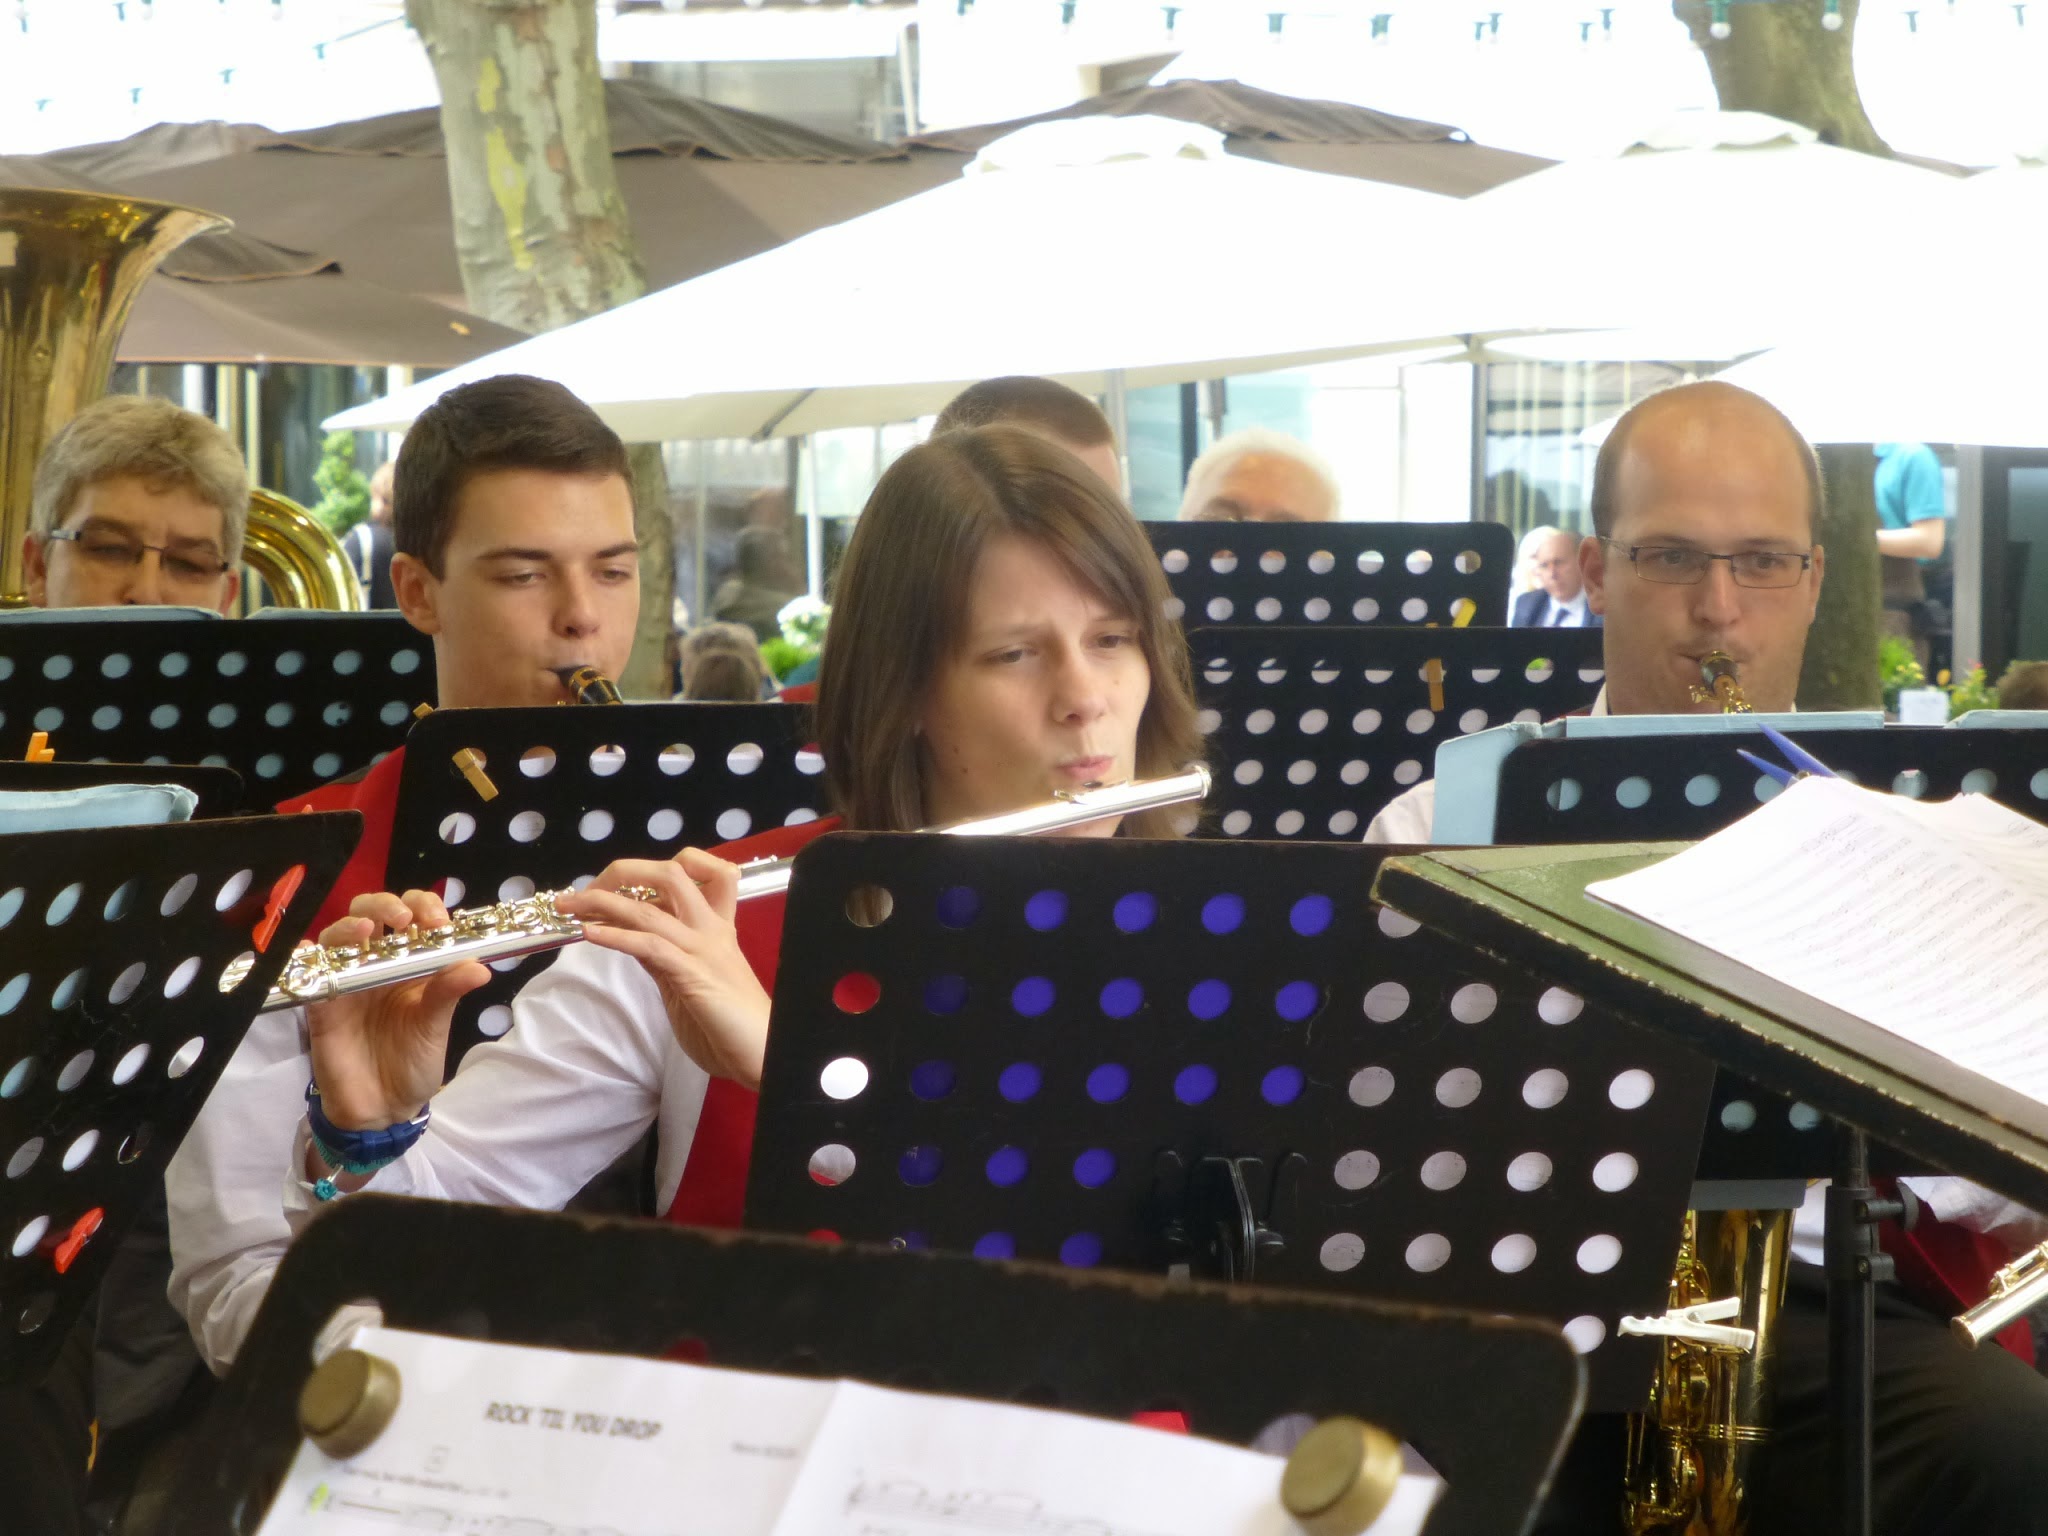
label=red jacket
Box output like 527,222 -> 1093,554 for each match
665,813 -> 840,1228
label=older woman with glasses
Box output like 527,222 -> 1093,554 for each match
20,395 -> 247,615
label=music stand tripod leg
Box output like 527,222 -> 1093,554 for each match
1823,1125 -> 1902,1536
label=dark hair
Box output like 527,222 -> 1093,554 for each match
682,648 -> 769,702
932,376 -> 1114,449
1998,661 -> 2048,712
1591,381 -> 1823,541
393,375 -> 631,576
816,425 -> 1200,837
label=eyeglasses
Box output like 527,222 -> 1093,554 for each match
46,526 -> 231,588
1601,539 -> 1813,590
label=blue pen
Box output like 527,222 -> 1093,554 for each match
1736,725 -> 1836,786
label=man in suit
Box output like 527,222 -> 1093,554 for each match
344,459 -> 399,609
1511,525 -> 1601,627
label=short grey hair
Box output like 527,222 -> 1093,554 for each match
31,395 -> 250,563
1179,427 -> 1341,519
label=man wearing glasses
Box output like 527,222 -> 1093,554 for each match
19,395 -> 245,615
1367,379 -> 1822,842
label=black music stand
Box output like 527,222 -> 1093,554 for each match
0,611 -> 436,804
0,760 -> 243,820
166,1196 -> 1585,1536
1376,843 -> 2048,1536
748,834 -> 1716,1414
385,703 -> 827,1073
1191,625 -> 1605,840
1489,722 -> 2048,847
1148,522 -> 1515,629
0,813 -> 357,1386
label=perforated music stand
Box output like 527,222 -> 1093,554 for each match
1191,625 -> 1605,840
0,812 -> 356,1385
0,611 -> 436,804
385,703 -> 828,1072
1376,843 -> 2048,1536
167,1196 -> 1584,1536
0,759 -> 243,819
1148,521 -> 1514,629
747,834 -> 1715,1413
1492,723 -> 2048,848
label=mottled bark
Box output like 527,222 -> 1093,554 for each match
1675,0 -> 1885,708
405,0 -> 673,698
1800,446 -> 1885,708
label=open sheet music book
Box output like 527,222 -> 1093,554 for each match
255,1326 -> 1443,1536
1587,777 -> 2048,1106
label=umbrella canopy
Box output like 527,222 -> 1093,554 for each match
0,155 -> 526,366
325,118 -> 1531,442
908,78 -> 1549,197
48,78 -> 965,314
1459,111 -> 1969,364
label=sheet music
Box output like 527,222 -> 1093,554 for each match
254,1327 -> 1441,1536
1587,777 -> 2048,1103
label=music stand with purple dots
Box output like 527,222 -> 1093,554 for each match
746,832 -> 1716,1412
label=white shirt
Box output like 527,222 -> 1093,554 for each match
166,941 -> 705,1375
1540,592 -> 1592,628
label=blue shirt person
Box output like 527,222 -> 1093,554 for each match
1874,443 -> 1949,564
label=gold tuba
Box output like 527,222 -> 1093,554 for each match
0,183 -> 363,611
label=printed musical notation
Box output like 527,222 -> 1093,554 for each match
257,1327 -> 1440,1536
844,1478 -> 1175,1536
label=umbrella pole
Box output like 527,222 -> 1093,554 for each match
693,448 -> 710,630
800,436 -> 824,600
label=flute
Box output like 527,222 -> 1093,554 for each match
1954,1240 -> 2048,1348
223,765 -> 1211,1014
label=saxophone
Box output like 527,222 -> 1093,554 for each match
1622,648 -> 1790,1535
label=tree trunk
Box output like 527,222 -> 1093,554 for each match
1672,0 -> 1888,153
1674,0 -> 1885,708
1800,446 -> 1884,708
405,0 -> 673,699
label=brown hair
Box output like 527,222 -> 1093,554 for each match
1997,661 -> 2048,712
816,425 -> 1200,837
393,375 -> 630,576
1591,380 -> 1822,541
682,648 -> 769,702
932,376 -> 1115,448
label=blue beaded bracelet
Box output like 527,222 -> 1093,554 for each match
305,1082 -> 430,1201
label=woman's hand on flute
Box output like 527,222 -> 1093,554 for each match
557,853 -> 770,1091
304,889 -> 491,1132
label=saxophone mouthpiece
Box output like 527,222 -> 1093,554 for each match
555,666 -> 624,706
1690,650 -> 1753,713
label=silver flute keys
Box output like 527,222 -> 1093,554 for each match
226,765 -> 1212,1015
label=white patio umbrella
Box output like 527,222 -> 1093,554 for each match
1574,159 -> 2048,447
1466,111 -> 1971,365
325,118 -> 1539,441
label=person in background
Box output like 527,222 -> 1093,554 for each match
344,459 -> 399,609
1511,523 -> 1560,599
1369,380 -> 2048,1536
1510,527 -> 1601,628
711,525 -> 801,643
1874,442 -> 1952,674
1177,428 -> 1339,523
1996,660 -> 2048,711
932,375 -> 1123,492
678,621 -> 771,701
20,394 -> 245,615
